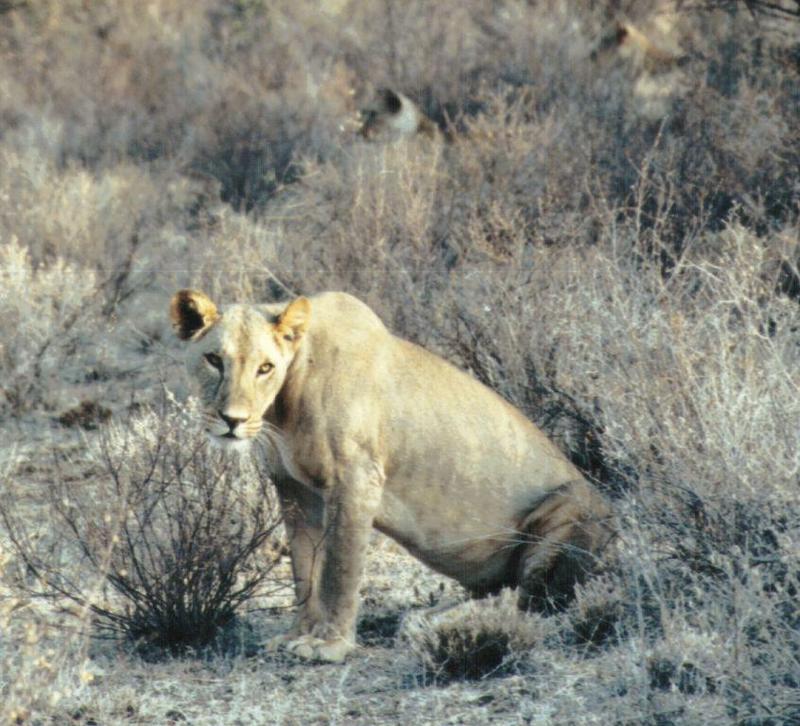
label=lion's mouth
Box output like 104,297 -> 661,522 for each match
207,432 -> 255,453
205,418 -> 262,444
208,429 -> 258,444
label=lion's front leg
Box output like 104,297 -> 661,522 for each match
267,475 -> 327,651
284,463 -> 383,663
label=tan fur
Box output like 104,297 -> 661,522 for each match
171,290 -> 613,663
358,88 -> 442,143
614,21 -> 685,73
593,17 -> 691,121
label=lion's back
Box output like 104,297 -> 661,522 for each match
302,293 -> 579,494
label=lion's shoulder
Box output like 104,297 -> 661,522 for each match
304,292 -> 390,341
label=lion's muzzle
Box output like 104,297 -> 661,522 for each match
218,409 -> 246,435
207,407 -> 263,443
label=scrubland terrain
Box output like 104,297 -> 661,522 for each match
1,1 -> 799,723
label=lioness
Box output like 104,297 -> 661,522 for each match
170,290 -> 612,662
358,88 -> 441,142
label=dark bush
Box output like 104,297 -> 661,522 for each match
1,396 -> 286,653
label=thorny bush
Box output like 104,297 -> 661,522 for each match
1,395 -> 286,652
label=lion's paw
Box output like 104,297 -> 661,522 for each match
264,631 -> 297,653
285,634 -> 355,663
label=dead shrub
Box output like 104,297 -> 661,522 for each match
0,395 -> 286,653
264,140 -> 450,332
0,237 -> 99,414
57,401 -> 113,431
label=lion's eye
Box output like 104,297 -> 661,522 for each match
257,361 -> 274,376
204,353 -> 223,371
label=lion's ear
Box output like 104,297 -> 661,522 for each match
379,88 -> 402,115
170,289 -> 219,341
276,297 -> 311,344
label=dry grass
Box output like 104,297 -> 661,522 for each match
0,0 -> 799,723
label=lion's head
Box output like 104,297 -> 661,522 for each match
169,289 -> 310,447
358,88 -> 439,142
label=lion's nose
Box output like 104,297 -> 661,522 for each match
218,410 -> 247,432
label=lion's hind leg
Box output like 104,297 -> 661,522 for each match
515,480 -> 613,613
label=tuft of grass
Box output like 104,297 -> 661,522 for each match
401,590 -> 553,684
